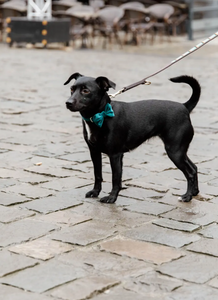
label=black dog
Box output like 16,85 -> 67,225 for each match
65,73 -> 201,204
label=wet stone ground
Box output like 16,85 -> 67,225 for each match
1,37 -> 218,299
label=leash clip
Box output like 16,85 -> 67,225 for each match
109,88 -> 124,98
109,81 -> 151,99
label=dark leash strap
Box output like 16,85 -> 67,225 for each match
109,31 -> 218,98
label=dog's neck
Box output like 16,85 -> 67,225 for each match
80,92 -> 110,120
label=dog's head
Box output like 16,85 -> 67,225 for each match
64,73 -> 116,112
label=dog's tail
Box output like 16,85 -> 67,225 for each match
170,75 -> 201,113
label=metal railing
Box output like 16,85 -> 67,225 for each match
185,0 -> 218,40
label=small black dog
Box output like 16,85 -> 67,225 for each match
65,73 -> 201,204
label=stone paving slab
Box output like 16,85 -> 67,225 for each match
123,280 -> 177,299
132,270 -> 183,293
19,190 -> 83,213
120,186 -> 165,200
48,275 -> 119,300
1,37 -> 218,299
208,277 -> 218,289
168,284 -> 218,300
0,260 -> 86,293
160,206 -> 218,226
0,284 -> 54,300
0,191 -> 28,207
2,183 -> 53,199
152,218 -> 200,232
51,220 -> 118,246
0,250 -> 38,277
0,219 -> 58,247
33,209 -> 92,226
70,201 -> 156,228
0,205 -> 35,223
58,250 -> 152,279
123,200 -> 174,216
198,223 -> 218,239
8,238 -> 74,260
0,178 -> 20,190
159,253 -> 218,284
93,286 -> 150,300
1,168 -> 41,180
126,177 -> 170,193
40,176 -> 93,191
24,165 -> 74,178
123,223 -> 200,248
100,237 -> 184,264
187,238 -> 218,257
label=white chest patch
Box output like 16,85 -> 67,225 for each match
84,121 -> 91,141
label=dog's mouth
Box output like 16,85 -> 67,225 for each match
66,102 -> 77,112
66,102 -> 87,112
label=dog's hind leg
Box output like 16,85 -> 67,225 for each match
165,145 -> 199,202
86,149 -> 102,198
100,153 -> 123,204
186,156 -> 199,196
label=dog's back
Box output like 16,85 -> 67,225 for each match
108,75 -> 201,150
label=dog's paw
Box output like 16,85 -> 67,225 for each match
100,195 -> 116,204
85,189 -> 100,198
192,188 -> 199,196
178,193 -> 192,202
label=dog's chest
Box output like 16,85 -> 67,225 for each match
84,122 -> 99,144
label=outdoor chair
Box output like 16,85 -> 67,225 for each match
0,0 -> 26,41
120,1 -> 145,10
66,4 -> 95,19
65,5 -> 95,48
52,1 -> 82,18
89,0 -> 105,12
119,3 -> 153,46
52,0 -> 80,12
147,3 -> 175,42
0,0 -> 27,18
139,0 -> 157,5
93,6 -> 124,48
164,1 -> 188,36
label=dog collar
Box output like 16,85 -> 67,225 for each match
82,103 -> 115,128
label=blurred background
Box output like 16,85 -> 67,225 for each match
0,0 -> 218,49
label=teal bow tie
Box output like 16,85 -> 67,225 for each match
82,103 -> 115,128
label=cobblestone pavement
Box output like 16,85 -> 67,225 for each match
1,37 -> 218,299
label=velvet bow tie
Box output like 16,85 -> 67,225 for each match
82,103 -> 115,128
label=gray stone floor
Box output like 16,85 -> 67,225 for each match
1,36 -> 218,299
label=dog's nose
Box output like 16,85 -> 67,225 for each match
66,98 -> 73,105
66,100 -> 75,111
66,101 -> 71,108
66,98 -> 71,104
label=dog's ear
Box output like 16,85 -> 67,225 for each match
95,76 -> 116,91
64,73 -> 83,85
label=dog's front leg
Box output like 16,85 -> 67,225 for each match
86,149 -> 102,198
100,153 -> 123,204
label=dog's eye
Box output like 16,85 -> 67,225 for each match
81,88 -> 90,95
71,89 -> 74,95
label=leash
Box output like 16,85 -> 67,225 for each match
109,31 -> 218,98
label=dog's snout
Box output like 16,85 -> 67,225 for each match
66,97 -> 80,112
65,94 -> 85,112
66,98 -> 73,109
66,98 -> 72,105
66,101 -> 72,107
